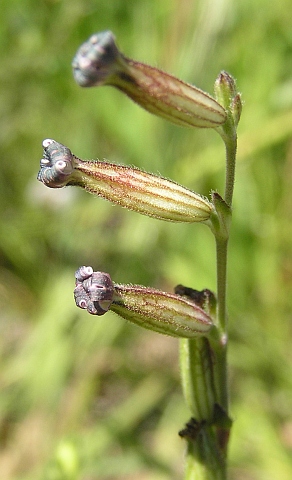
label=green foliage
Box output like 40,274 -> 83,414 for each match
0,0 -> 292,478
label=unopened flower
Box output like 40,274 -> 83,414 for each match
37,139 -> 214,223
72,31 -> 226,129
74,266 -> 213,338
214,71 -> 242,127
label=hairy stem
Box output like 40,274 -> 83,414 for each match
216,237 -> 228,333
181,124 -> 237,480
224,130 -> 237,208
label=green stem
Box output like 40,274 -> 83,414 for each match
215,127 -> 238,411
181,124 -> 237,480
223,130 -> 237,208
215,238 -> 228,333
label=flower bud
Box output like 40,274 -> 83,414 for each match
214,71 -> 236,108
72,31 -> 226,129
37,139 -> 214,223
74,266 -> 213,338
214,71 -> 242,126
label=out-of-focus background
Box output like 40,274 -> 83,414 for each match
1,0 -> 292,479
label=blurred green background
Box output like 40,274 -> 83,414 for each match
1,0 -> 292,479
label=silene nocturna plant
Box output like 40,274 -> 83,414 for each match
37,31 -> 242,480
